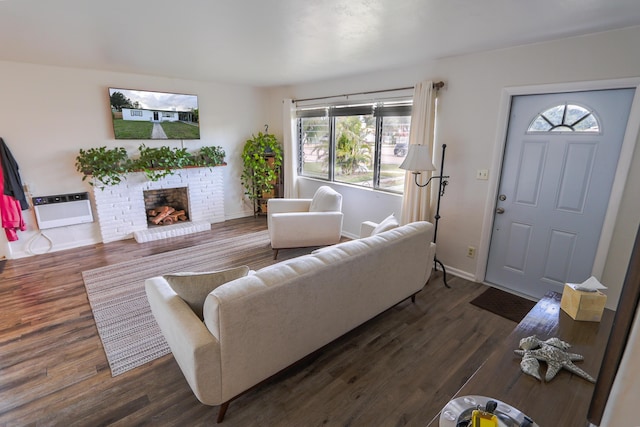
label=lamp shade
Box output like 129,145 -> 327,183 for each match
398,144 -> 436,171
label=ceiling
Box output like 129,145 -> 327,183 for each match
2,0 -> 640,87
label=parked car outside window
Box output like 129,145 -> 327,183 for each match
393,142 -> 407,157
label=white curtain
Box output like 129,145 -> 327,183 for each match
400,80 -> 436,225
282,98 -> 298,198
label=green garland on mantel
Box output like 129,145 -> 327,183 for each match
75,144 -> 226,190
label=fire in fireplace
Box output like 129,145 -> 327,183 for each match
143,187 -> 190,226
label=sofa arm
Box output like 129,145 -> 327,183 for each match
429,242 -> 437,261
269,212 -> 343,249
361,222 -> 437,265
145,277 -> 223,406
360,221 -> 378,238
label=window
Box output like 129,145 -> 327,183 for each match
130,110 -> 143,117
376,104 -> 412,192
299,111 -> 330,180
528,103 -> 600,133
297,100 -> 412,193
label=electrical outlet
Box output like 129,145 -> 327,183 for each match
476,169 -> 489,180
467,246 -> 476,258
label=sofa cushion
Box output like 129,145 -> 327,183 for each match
164,266 -> 250,319
371,213 -> 399,235
309,186 -> 342,212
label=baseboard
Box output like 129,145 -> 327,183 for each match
225,210 -> 256,221
436,264 -> 476,282
341,231 -> 359,240
9,236 -> 101,259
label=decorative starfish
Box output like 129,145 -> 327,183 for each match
514,335 -> 595,383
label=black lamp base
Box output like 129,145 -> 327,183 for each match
432,144 -> 450,289
434,257 -> 450,288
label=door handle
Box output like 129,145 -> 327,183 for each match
496,207 -> 505,214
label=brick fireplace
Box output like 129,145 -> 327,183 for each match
92,167 -> 224,243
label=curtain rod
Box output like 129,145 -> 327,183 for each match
292,81 -> 444,103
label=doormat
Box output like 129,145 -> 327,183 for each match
470,287 -> 536,323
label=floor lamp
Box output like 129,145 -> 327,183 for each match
399,143 -> 450,288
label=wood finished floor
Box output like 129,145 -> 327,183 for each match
0,217 -> 515,427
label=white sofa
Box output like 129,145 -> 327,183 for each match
267,185 -> 343,259
361,216 -> 438,262
145,220 -> 435,422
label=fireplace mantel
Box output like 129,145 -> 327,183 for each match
92,167 -> 224,243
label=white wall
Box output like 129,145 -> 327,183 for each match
265,26 -> 640,309
0,61 -> 264,259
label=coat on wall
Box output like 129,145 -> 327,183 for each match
0,138 -> 27,241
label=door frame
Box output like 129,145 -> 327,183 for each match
477,78 -> 640,283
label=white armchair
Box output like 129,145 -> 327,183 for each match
267,186 -> 343,259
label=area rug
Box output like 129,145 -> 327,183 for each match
82,229 -> 294,377
470,286 -> 537,323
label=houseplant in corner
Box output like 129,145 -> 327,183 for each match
75,146 -> 131,189
241,131 -> 283,208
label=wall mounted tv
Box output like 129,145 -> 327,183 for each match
109,88 -> 200,140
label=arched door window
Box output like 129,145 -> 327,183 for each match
527,103 -> 600,133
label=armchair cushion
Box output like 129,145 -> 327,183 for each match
269,212 -> 343,249
309,186 -> 342,212
164,266 -> 250,319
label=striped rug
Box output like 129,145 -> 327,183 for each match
82,229 -> 311,376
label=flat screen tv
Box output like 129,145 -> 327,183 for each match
108,88 -> 200,140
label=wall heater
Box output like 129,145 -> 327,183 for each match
32,192 -> 94,230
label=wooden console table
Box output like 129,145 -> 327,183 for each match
429,291 -> 614,427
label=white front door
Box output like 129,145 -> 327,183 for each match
485,88 -> 635,299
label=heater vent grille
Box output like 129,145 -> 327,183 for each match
32,192 -> 94,229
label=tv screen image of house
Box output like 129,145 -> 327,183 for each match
109,88 -> 200,140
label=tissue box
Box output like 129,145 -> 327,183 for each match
560,284 -> 607,322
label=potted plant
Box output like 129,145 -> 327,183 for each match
132,144 -> 195,181
75,146 -> 131,189
241,131 -> 283,204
